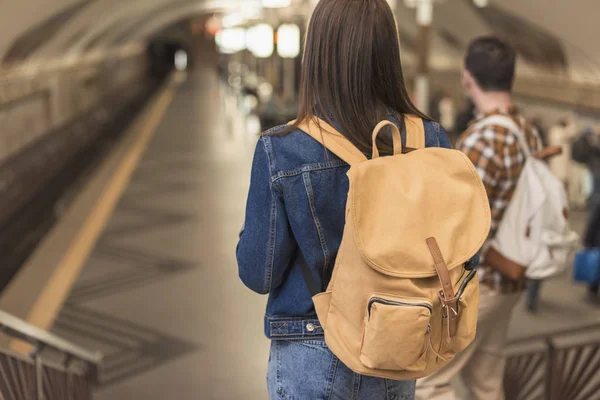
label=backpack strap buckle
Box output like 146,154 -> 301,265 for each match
427,237 -> 459,343
438,292 -> 459,316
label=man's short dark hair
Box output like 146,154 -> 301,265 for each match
465,36 -> 516,92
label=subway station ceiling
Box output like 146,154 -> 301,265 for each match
1,0 -> 599,82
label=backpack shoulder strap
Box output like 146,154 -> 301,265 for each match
291,118 -> 368,166
404,115 -> 426,149
291,115 -> 426,165
474,115 -> 531,157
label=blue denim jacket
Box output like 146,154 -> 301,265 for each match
237,119 -> 453,340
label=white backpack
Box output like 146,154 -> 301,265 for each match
476,115 -> 579,279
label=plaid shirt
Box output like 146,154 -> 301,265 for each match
458,107 -> 542,287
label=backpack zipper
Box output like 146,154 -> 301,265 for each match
368,297 -> 433,317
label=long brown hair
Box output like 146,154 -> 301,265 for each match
279,0 -> 430,153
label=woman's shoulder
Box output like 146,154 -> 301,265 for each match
259,117 -> 449,158
259,124 -> 339,172
261,124 -> 291,137
421,119 -> 444,136
421,119 -> 450,149
260,124 -> 318,149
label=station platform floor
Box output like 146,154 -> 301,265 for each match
49,67 -> 600,400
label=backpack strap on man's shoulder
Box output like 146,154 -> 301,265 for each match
290,118 -> 368,166
473,115 -> 531,157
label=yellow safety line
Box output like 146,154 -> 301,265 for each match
12,72 -> 184,354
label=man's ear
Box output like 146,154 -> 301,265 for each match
462,70 -> 474,91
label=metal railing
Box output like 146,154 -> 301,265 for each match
0,310 -> 101,400
504,323 -> 600,400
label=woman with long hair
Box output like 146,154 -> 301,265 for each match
237,0 -> 452,397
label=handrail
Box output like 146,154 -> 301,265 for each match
0,309 -> 101,399
0,309 -> 102,371
507,321 -> 600,346
505,321 -> 600,400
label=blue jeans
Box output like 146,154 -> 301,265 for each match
267,339 -> 416,400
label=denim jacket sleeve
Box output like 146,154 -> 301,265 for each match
437,122 -> 452,149
236,137 -> 297,294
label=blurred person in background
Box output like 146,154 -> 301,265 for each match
572,125 -> 600,303
236,0 -> 451,398
439,95 -> 457,136
429,90 -> 444,122
430,91 -> 456,136
567,123 -> 589,209
584,194 -> 600,303
549,119 -> 584,207
571,126 -> 600,200
531,116 -> 548,147
588,124 -> 600,195
417,36 -> 542,400
548,119 -> 570,183
453,99 -> 476,145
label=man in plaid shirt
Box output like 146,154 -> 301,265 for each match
417,36 -> 542,400
460,108 -> 541,241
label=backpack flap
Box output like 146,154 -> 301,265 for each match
294,115 -> 491,278
348,141 -> 491,278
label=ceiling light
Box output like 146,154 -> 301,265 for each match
222,13 -> 246,28
247,24 -> 274,58
277,24 -> 301,58
241,5 -> 264,19
216,28 -> 247,54
262,0 -> 292,8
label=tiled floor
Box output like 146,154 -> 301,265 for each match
52,65 -> 600,399
53,66 -> 269,399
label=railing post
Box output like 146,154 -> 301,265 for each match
64,355 -> 73,400
545,339 -> 556,400
35,352 -> 44,400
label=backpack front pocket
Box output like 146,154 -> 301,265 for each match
359,294 -> 432,371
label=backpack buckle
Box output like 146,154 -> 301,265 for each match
438,290 -> 459,340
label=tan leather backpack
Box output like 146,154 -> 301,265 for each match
293,116 -> 491,380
